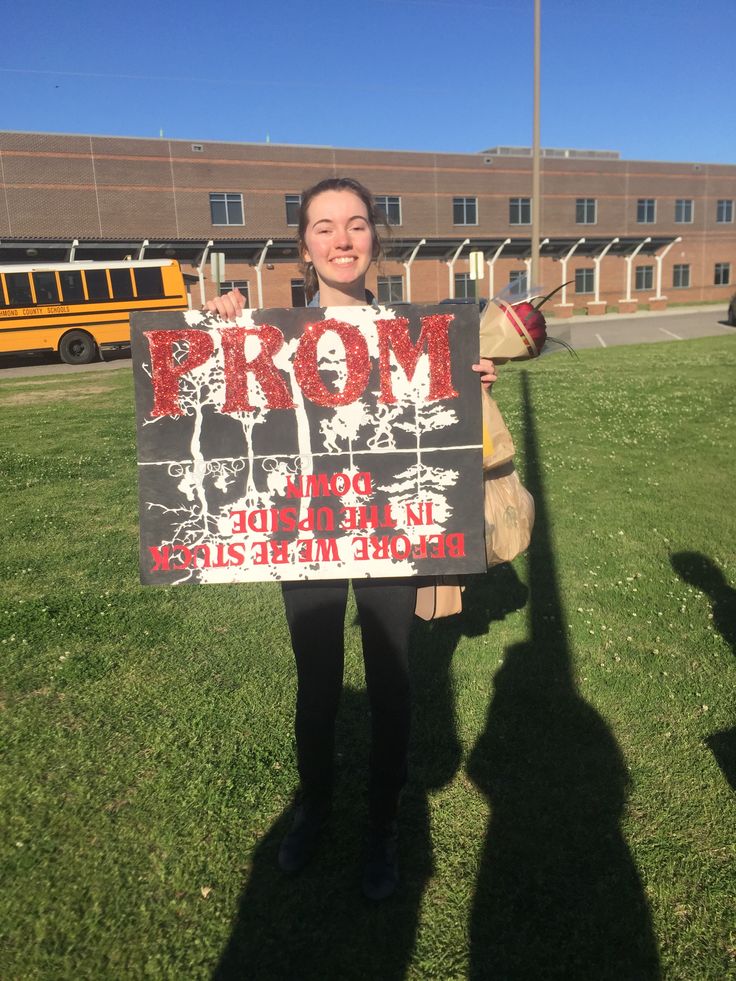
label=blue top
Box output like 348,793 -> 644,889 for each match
308,289 -> 377,308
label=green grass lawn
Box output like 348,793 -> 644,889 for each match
2,337 -> 735,980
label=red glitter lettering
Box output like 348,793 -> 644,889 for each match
145,329 -> 215,417
293,319 -> 371,407
375,314 -> 458,403
220,325 -> 295,412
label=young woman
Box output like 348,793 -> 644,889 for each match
205,177 -> 496,900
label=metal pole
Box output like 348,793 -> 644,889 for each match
623,237 -> 651,302
198,240 -> 214,307
654,237 -> 681,299
531,0 -> 541,286
254,239 -> 273,309
486,238 -> 511,299
593,237 -> 619,302
446,238 -> 470,298
403,238 -> 425,303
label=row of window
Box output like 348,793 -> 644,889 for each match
221,261 -> 732,308
210,192 -> 736,228
0,266 -> 168,308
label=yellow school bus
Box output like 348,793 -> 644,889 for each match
0,259 -> 189,364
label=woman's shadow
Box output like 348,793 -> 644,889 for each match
211,570 -> 527,980
671,551 -> 736,790
467,372 -> 661,980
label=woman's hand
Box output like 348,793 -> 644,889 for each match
203,287 -> 246,321
472,357 -> 497,389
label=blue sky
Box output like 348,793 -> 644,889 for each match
3,0 -> 734,163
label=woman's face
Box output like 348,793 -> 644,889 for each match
302,190 -> 375,296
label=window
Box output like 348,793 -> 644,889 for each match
453,197 -> 477,225
291,279 -> 306,307
635,265 -> 653,291
59,270 -> 85,303
219,281 -> 250,306
377,275 -> 404,304
285,194 -> 301,226
375,195 -> 402,226
109,268 -> 134,300
509,270 -> 527,291
714,262 -> 731,286
637,198 -> 656,223
85,269 -> 109,301
672,264 -> 690,289
716,199 -> 734,223
210,192 -> 244,226
5,272 -> 33,306
133,267 -> 165,299
454,273 -> 476,299
675,199 -> 693,223
509,197 -> 531,225
32,271 -> 60,304
574,268 -> 594,294
576,198 -> 597,224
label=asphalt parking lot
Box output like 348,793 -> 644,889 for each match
545,304 -> 734,353
0,305 -> 733,378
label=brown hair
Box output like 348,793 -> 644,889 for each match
297,177 -> 383,301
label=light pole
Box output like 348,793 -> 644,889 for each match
530,0 -> 541,289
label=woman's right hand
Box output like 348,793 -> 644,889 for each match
203,287 -> 246,322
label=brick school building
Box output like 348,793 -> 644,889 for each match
1,131 -> 734,316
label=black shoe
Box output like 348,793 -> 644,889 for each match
278,803 -> 329,874
361,821 -> 399,900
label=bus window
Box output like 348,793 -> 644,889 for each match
5,273 -> 33,306
32,271 -> 60,305
85,268 -> 109,301
133,266 -> 165,299
59,270 -> 85,303
110,268 -> 134,300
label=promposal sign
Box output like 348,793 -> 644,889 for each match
131,303 -> 485,584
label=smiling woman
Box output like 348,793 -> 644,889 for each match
297,177 -> 382,305
203,175 -> 497,902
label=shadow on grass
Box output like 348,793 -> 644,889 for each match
212,570 -> 527,979
671,551 -> 736,791
466,371 -> 661,981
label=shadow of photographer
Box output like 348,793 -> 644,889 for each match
466,371 -> 661,980
671,551 -> 736,791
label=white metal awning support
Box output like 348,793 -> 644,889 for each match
446,238 -> 470,297
486,238 -> 511,300
623,237 -> 651,301
68,239 -> 79,262
653,237 -> 681,299
558,238 -> 585,305
138,239 -> 149,260
524,238 -> 549,287
403,238 -> 425,303
593,237 -> 619,302
254,239 -> 273,309
197,239 -> 214,306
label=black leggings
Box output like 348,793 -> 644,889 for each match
281,578 -> 417,825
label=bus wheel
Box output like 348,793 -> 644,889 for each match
59,330 -> 98,365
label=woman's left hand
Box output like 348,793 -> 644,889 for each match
472,357 -> 497,388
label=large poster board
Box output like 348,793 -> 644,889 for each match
131,303 -> 485,584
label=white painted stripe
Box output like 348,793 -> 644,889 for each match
659,327 -> 683,340
595,333 -> 607,348
139,445 -> 483,466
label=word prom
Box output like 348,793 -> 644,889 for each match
144,313 -> 457,415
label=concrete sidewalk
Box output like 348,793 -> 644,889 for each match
547,303 -> 724,325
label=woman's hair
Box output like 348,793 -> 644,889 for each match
297,177 -> 383,301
